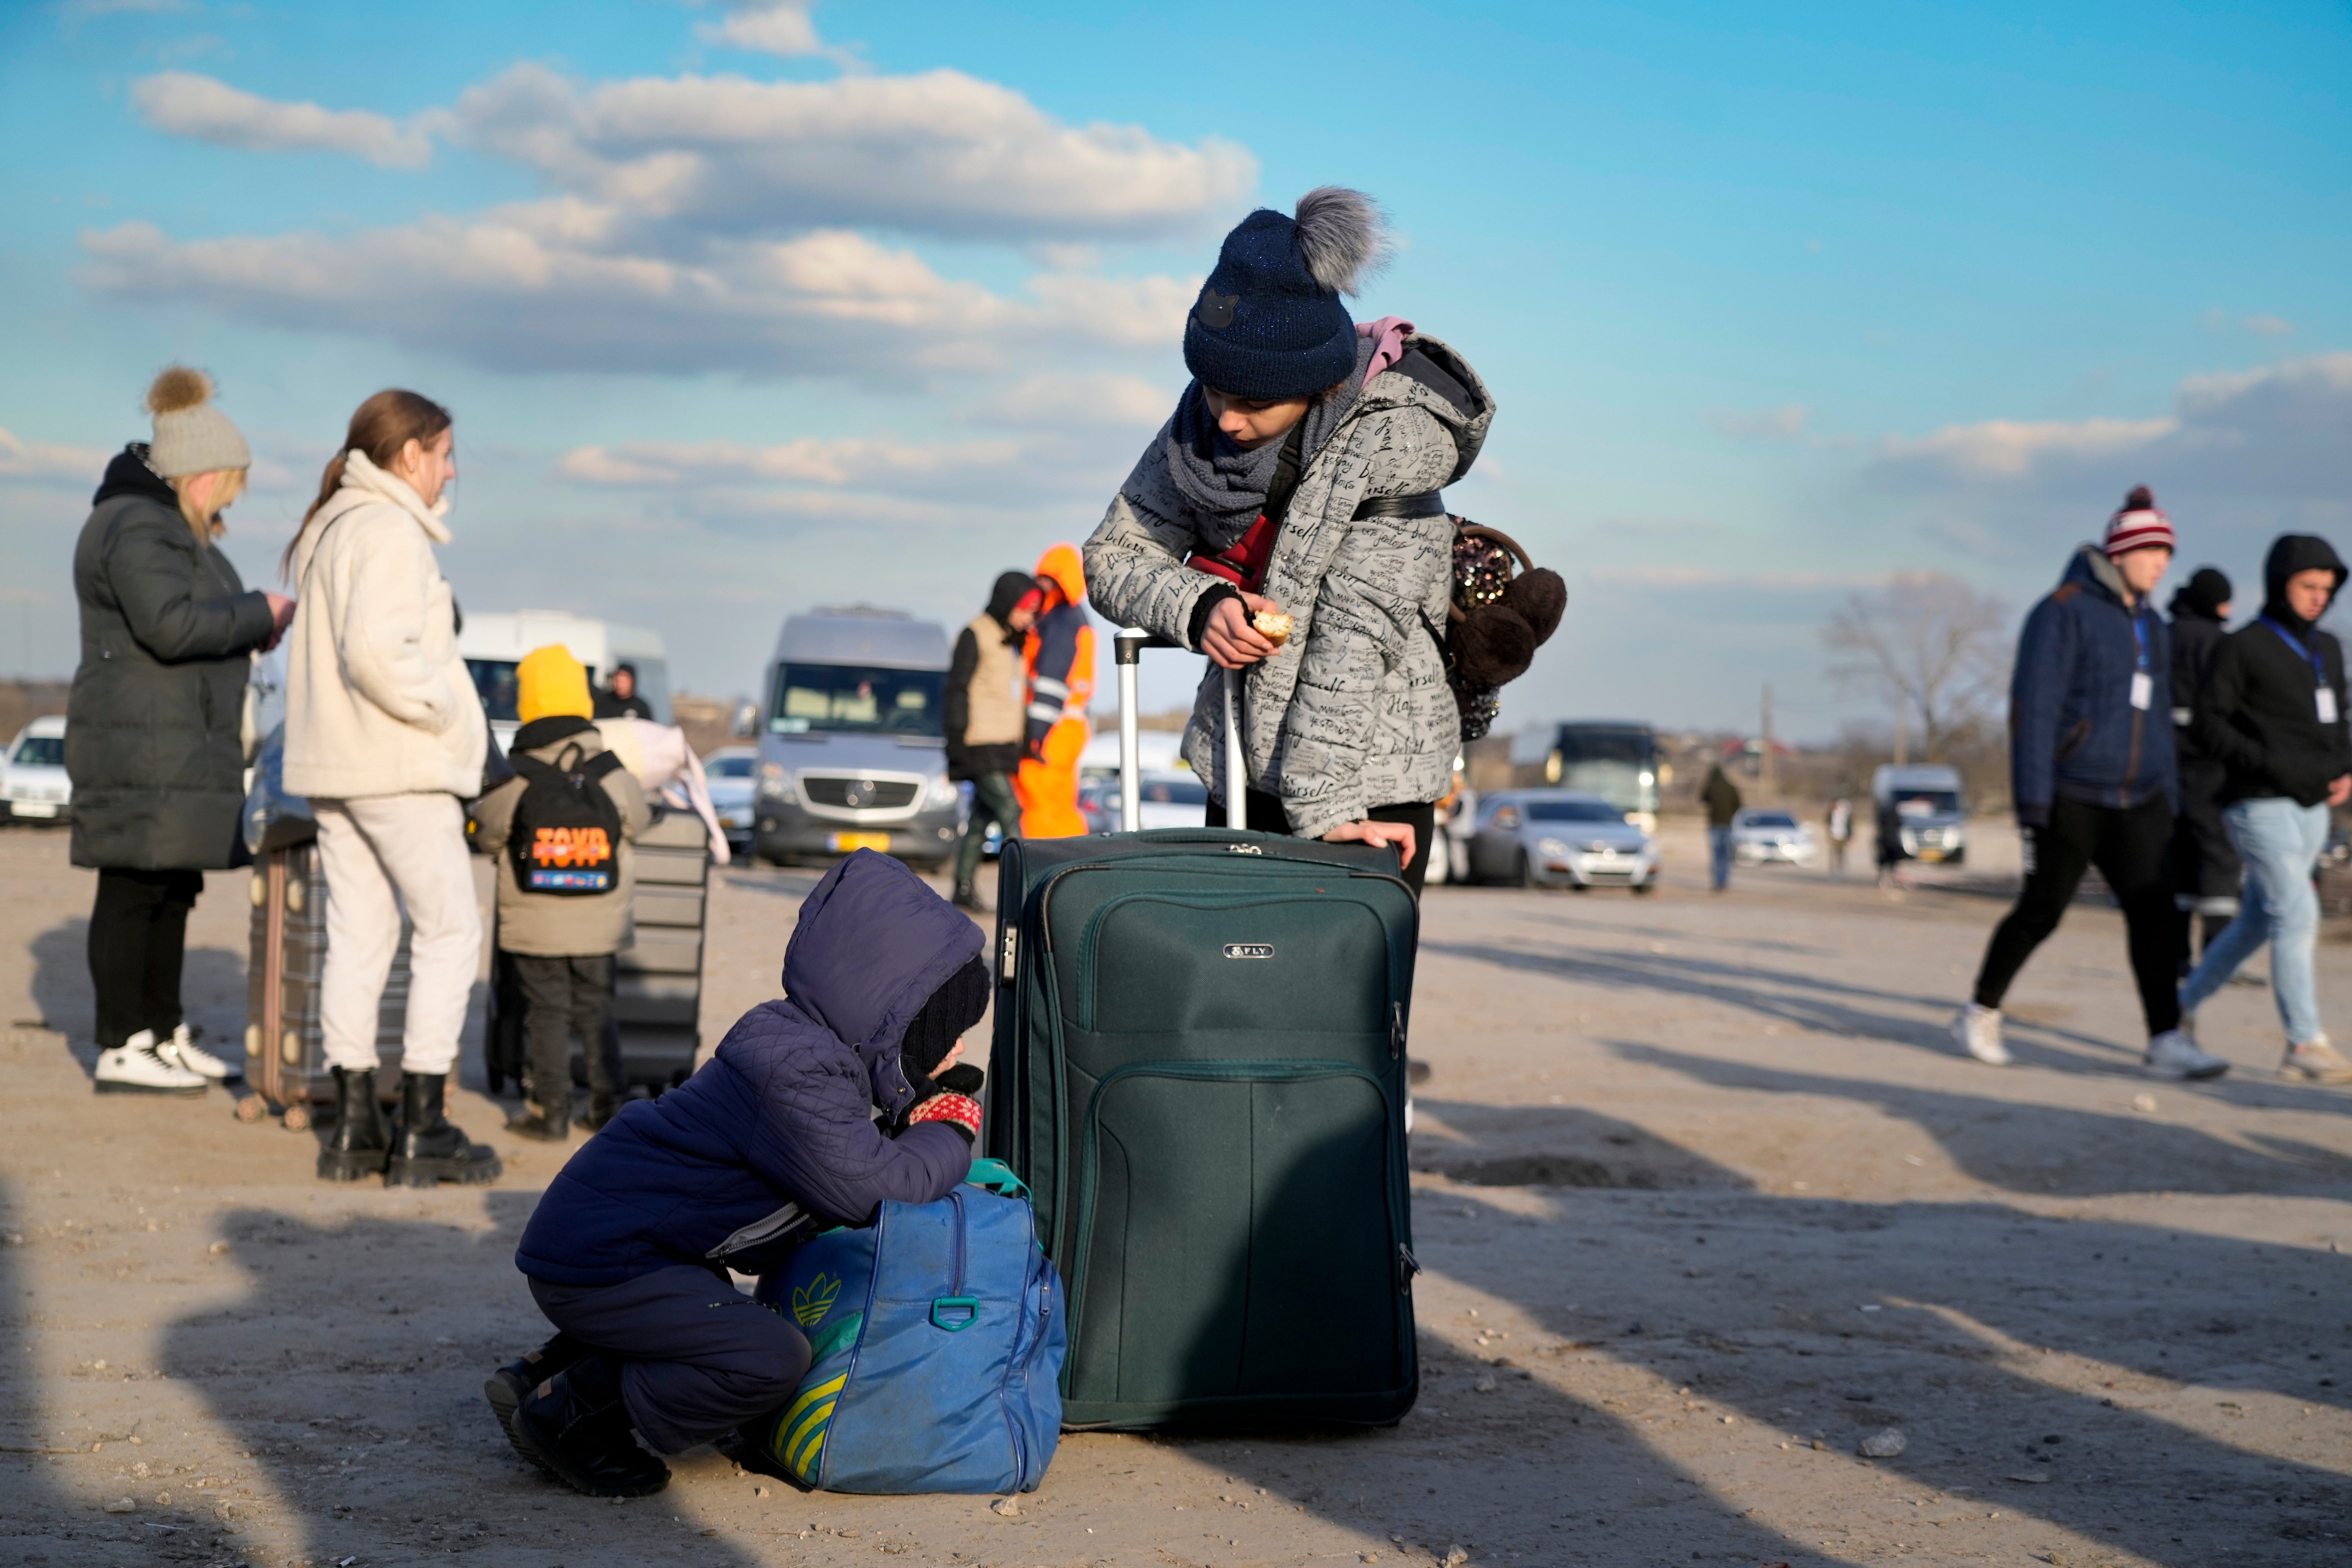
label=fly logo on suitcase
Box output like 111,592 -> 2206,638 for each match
987,825 -> 1421,1430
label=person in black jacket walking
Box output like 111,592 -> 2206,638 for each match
1951,487 -> 2227,1078
66,368 -> 296,1095
2167,567 -> 2240,969
2178,535 -> 2352,1082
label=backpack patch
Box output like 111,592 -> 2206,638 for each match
508,743 -> 626,897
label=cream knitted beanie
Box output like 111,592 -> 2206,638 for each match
146,367 -> 251,479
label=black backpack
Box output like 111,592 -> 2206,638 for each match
508,742 -> 626,897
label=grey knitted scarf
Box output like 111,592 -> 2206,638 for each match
1160,337 -> 1374,544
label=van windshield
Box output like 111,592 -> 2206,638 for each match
1524,799 -> 1625,822
770,664 -> 944,737
1893,790 -> 1962,815
467,659 -> 599,724
10,736 -> 65,767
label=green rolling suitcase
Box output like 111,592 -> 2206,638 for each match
985,651 -> 1421,1429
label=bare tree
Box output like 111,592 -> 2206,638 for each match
1822,573 -> 2011,761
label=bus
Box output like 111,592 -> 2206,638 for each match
1512,721 -> 1661,829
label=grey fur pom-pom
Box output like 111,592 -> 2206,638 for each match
1292,186 -> 1391,297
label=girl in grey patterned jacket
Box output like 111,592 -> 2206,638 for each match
1082,189 -> 1494,880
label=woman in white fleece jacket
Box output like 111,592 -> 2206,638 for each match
283,389 -> 498,1189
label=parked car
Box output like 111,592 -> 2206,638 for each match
751,607 -> 962,869
1466,789 -> 1657,890
702,744 -> 757,859
1731,808 -> 1819,867
1872,763 -> 1967,865
1,715 -> 71,825
1080,770 -> 1209,834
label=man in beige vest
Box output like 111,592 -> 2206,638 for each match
946,572 -> 1041,909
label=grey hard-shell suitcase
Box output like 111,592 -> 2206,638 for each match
985,639 -> 1421,1429
485,804 -> 710,1093
242,842 -> 411,1130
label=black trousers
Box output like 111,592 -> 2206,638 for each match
1215,788 -> 1439,898
1972,795 -> 2180,1034
87,868 -> 204,1049
529,1266 -> 812,1455
512,953 -> 621,1111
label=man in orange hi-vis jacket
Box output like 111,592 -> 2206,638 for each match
1017,544 -> 1095,838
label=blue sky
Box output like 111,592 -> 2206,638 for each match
2,0 -> 2346,740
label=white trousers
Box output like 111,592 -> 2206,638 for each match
313,794 -> 482,1076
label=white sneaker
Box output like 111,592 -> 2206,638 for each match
1951,1003 -> 2011,1065
94,1029 -> 209,1096
159,1023 -> 234,1081
2281,1035 -> 2352,1084
2144,1030 -> 2229,1081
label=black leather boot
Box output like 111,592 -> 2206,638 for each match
485,1332 -> 590,1473
316,1067 -> 389,1181
574,1093 -> 625,1134
512,1355 -> 670,1498
504,1100 -> 570,1142
385,1073 -> 503,1188
951,880 -> 981,911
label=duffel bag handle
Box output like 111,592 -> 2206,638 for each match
965,1157 -> 1031,1200
931,1295 -> 981,1331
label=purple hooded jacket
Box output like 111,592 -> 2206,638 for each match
516,851 -> 982,1288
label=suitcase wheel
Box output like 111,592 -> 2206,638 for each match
232,1093 -> 270,1124
283,1103 -> 312,1133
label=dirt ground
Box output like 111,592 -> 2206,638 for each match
2,818 -> 2348,1568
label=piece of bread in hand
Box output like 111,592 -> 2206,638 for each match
1252,610 -> 1293,647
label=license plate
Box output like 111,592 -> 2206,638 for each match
10,802 -> 58,818
1918,848 -> 1946,862
827,832 -> 891,853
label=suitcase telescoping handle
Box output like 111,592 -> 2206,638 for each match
1113,626 -> 1247,831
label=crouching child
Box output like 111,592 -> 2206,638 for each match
472,646 -> 652,1139
485,850 -> 990,1496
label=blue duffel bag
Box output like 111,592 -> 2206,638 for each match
750,1159 -> 1064,1493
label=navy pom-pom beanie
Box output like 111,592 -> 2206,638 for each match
1183,209 -> 1359,400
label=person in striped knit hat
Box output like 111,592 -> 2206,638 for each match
1953,486 -> 2232,1080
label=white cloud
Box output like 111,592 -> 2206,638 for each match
79,210 -> 1192,379
133,72 -> 436,169
554,435 -> 1023,490
1875,415 -> 2177,479
974,372 -> 1175,429
0,427 -> 111,483
691,0 -> 861,67
1871,353 -> 2352,490
448,63 -> 1254,241
1706,403 -> 1809,441
2240,314 -> 2293,338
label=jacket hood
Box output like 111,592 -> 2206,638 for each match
92,443 -> 177,510
985,571 -> 1039,629
1033,544 -> 1086,608
779,849 -> 985,1118
2261,534 -> 2347,633
336,448 -> 453,543
1356,332 -> 1493,487
2061,543 -> 2138,608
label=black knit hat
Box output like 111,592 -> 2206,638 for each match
1183,188 -> 1390,401
2176,566 -> 2232,619
900,956 -> 989,1078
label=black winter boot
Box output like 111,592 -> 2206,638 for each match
385,1073 -> 503,1188
317,1067 -> 390,1181
512,1355 -> 670,1498
504,1100 -> 570,1142
951,880 -> 981,911
485,1332 -> 590,1472
575,1093 -> 625,1134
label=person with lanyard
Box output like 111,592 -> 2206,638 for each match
2178,534 -> 2352,1082
1952,487 -> 2227,1078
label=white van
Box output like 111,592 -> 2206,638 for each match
457,610 -> 670,749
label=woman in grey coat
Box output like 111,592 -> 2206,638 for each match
1083,188 -> 1494,893
67,368 -> 295,1094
